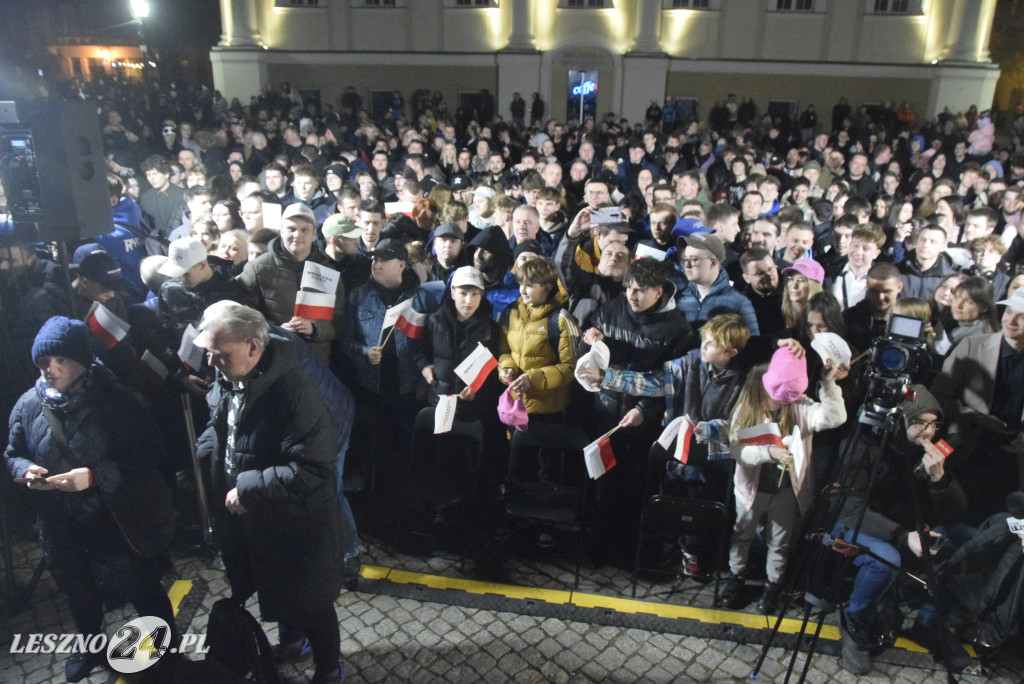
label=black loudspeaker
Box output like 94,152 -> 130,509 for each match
21,100 -> 112,242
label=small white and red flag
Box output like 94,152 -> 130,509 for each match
454,342 -> 498,392
85,301 -> 129,349
294,291 -> 336,320
674,416 -> 696,464
139,350 -> 168,387
584,433 -> 617,479
737,423 -> 784,448
178,324 -> 205,371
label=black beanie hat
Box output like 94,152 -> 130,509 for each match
31,316 -> 93,369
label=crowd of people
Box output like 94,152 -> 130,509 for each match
5,74 -> 1024,680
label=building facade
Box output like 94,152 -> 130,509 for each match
211,0 -> 999,125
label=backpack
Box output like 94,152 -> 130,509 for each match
499,305 -> 565,357
204,599 -> 280,683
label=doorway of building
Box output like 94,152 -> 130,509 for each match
567,70 -> 598,123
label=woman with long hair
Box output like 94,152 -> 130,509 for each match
781,258 -> 824,329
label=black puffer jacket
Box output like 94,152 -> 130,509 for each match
417,294 -> 502,420
590,284 -> 694,426
239,237 -> 346,364
198,338 -> 342,622
5,365 -> 164,528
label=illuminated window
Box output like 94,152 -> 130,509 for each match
774,0 -> 814,10
873,0 -> 911,13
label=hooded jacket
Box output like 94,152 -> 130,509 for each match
240,237 -> 346,364
417,293 -> 503,420
589,283 -> 694,425
672,265 -> 761,335
498,287 -> 580,415
465,226 -> 519,320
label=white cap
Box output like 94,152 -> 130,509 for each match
451,266 -> 484,290
997,286 -> 1024,314
281,203 -> 316,225
810,332 -> 852,367
159,237 -> 207,277
469,186 -> 496,200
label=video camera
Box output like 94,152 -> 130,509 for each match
863,314 -> 930,414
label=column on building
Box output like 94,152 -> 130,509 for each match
219,0 -> 262,48
212,0 -> 266,102
632,0 -> 663,54
941,0 -> 997,63
505,0 -> 535,51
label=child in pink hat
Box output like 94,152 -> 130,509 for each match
720,346 -> 848,614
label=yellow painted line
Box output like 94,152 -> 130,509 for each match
115,579 -> 195,683
373,566 -> 962,654
360,564 -> 392,580
571,592 -> 772,629
385,569 -> 574,603
167,579 -> 192,615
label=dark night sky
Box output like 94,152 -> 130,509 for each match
0,0 -> 223,85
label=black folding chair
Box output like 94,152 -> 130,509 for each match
503,422 -> 590,591
409,405 -> 486,572
630,441 -> 730,605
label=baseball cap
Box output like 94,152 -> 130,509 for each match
451,174 -> 472,191
368,238 -> 408,262
281,203 -> 316,225
681,233 -> 726,263
72,242 -> 106,265
469,186 -> 496,199
451,266 -> 484,290
781,257 -> 825,285
434,222 -> 464,241
78,251 -> 129,289
159,237 -> 208,277
322,214 -> 361,240
997,286 -> 1024,313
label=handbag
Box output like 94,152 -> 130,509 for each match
43,408 -> 175,558
497,387 -> 529,431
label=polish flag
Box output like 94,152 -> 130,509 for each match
584,435 -> 617,479
674,416 -> 695,464
381,299 -> 426,339
86,301 -> 129,348
395,306 -> 426,339
737,423 -> 784,448
139,350 -> 168,387
454,342 -> 498,392
294,291 -> 336,320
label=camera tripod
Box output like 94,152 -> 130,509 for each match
748,403 -> 961,684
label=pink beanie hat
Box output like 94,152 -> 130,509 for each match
762,347 -> 808,404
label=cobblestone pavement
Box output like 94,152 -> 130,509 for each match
3,513 -> 1019,684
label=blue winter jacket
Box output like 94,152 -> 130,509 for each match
670,264 -> 760,335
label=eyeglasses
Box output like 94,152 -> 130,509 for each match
681,257 -> 711,267
909,419 -> 942,430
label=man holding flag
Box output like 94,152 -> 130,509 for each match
342,238 -> 436,483
240,203 -> 346,365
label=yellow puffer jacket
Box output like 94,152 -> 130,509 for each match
498,289 -> 579,415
